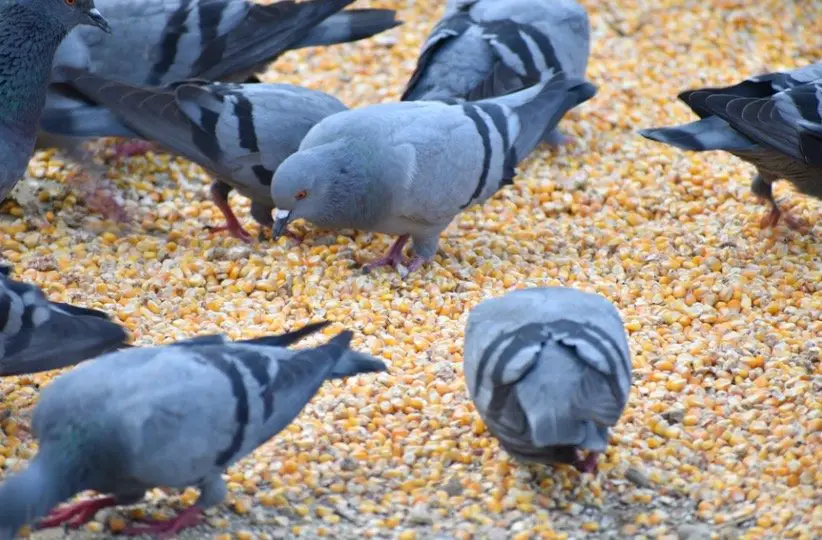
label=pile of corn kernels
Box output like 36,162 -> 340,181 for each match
1,0 -> 820,538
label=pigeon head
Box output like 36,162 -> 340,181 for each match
19,0 -> 111,34
270,139 -> 396,238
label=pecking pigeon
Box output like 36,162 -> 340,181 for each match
463,287 -> 633,473
0,321 -> 386,538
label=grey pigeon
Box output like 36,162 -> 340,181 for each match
0,265 -> 129,377
40,69 -> 348,242
37,0 -> 400,219
0,0 -> 110,203
270,72 -> 597,274
402,0 -> 591,146
639,62 -> 822,231
463,287 -> 633,473
0,321 -> 387,538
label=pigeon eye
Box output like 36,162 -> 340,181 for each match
64,0 -> 76,5
295,190 -> 307,201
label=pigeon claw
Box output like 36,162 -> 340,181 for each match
362,235 -> 410,274
572,450 -> 599,474
38,496 -> 117,529
204,223 -> 253,244
758,205 -> 782,229
122,506 -> 203,539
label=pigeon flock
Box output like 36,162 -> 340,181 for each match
0,0 -> 818,537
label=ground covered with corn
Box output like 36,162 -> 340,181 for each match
0,0 -> 820,538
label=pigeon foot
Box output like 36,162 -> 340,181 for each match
206,182 -> 253,243
363,235 -> 409,273
572,450 -> 599,474
38,496 -> 117,529
204,223 -> 253,243
122,506 -> 203,539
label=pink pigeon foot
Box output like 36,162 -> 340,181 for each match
362,235 -> 409,273
205,182 -> 252,243
38,496 -> 117,529
112,140 -> 159,158
758,201 -> 806,232
405,254 -> 431,274
572,450 -> 599,474
122,506 -> 203,539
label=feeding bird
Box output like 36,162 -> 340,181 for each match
463,287 -> 633,473
0,321 -> 387,539
639,63 -> 822,230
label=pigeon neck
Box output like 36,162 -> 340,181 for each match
0,5 -> 68,123
0,445 -> 79,532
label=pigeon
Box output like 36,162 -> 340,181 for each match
0,0 -> 110,203
0,321 -> 387,538
40,69 -> 349,242
270,72 -> 597,274
0,264 -> 130,377
37,0 -> 400,219
462,287 -> 633,473
401,0 -> 591,146
638,62 -> 822,230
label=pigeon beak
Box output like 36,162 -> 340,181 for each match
85,8 -> 112,33
272,209 -> 292,239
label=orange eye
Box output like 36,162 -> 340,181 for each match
65,0 -> 75,5
295,190 -> 307,201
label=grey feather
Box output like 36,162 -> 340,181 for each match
270,72 -> 596,272
36,0 -> 401,207
0,266 -> 130,377
40,68 -> 348,231
293,9 -> 400,49
638,62 -> 822,220
0,325 -> 386,535
401,0 -> 591,144
463,287 -> 632,469
0,0 -> 111,202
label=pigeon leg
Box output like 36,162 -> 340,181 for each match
362,235 -> 409,273
572,450 -> 599,474
37,496 -> 117,529
111,140 -> 158,159
121,506 -> 203,539
204,181 -> 253,243
751,173 -> 785,229
405,254 -> 432,274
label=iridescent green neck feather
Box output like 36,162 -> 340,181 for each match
0,3 -> 68,123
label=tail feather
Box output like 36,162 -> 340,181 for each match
240,321 -> 331,348
319,330 -> 387,379
328,351 -> 387,379
194,0 -> 356,80
491,73 -> 597,163
39,103 -> 141,139
294,9 -> 401,48
0,311 -> 129,377
638,115 -> 756,152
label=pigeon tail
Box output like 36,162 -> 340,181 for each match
294,9 -> 401,48
193,0 -> 357,80
324,331 -> 388,379
0,309 -> 129,377
638,115 -> 756,152
239,321 -> 331,348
